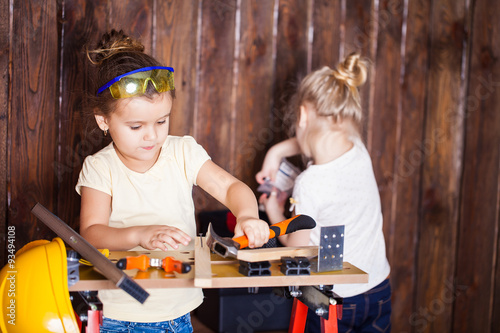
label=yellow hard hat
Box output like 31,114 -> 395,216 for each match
0,237 -> 80,332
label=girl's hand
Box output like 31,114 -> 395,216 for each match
233,217 -> 270,248
137,225 -> 192,251
256,138 -> 301,184
258,188 -> 289,224
255,151 -> 281,185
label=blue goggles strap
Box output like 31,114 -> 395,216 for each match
97,66 -> 174,96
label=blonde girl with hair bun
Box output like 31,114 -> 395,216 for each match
257,53 -> 391,332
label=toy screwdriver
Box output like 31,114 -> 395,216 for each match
116,254 -> 191,274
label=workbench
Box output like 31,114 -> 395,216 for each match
69,237 -> 368,291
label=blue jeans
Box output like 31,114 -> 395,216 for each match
306,279 -> 392,333
100,313 -> 193,333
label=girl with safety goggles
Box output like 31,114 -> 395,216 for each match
78,29 -> 270,333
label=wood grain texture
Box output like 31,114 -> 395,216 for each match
390,1 -> 431,331
311,0 -> 342,70
155,0 -> 199,137
232,0 -> 275,189
57,0 -> 108,231
272,0 -> 310,143
108,0 -> 154,53
0,0 -> 9,265
9,0 -> 61,247
453,0 -> 500,331
416,1 -> 467,332
194,0 -> 237,212
368,0 -> 404,270
343,0 -> 373,142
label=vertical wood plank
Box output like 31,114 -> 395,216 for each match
343,0 -> 373,143
391,0 -> 431,331
9,0 -> 60,246
155,0 -> 199,138
368,0 -> 404,271
108,0 -> 154,53
233,1 -> 275,190
195,0 -> 237,211
56,0 -> 108,229
273,0 -> 310,142
416,1 -> 467,332
453,0 -> 500,331
0,0 -> 9,265
310,0 -> 342,70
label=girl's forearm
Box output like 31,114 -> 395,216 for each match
81,224 -> 141,250
225,181 -> 260,219
270,137 -> 301,158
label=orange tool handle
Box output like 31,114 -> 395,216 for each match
232,214 -> 316,249
116,254 -> 150,271
162,257 -> 192,274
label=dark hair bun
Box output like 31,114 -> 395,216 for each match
87,29 -> 144,65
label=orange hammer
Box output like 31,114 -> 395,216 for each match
116,254 -> 191,273
207,214 -> 316,258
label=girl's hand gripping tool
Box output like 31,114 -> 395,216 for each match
206,214 -> 316,258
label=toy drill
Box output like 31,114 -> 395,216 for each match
116,254 -> 191,273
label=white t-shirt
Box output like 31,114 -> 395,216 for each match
292,137 -> 390,297
76,135 -> 210,322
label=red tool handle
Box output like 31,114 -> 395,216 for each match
232,214 -> 316,249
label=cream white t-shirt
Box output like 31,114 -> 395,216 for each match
292,137 -> 390,298
76,135 -> 210,322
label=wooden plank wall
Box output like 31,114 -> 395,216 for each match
1,0 -> 499,332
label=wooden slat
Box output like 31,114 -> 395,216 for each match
416,1 -> 467,332
236,245 -> 318,262
9,0 -> 60,247
272,0 -> 310,143
56,0 -> 107,230
232,0 -> 275,188
0,0 -> 9,265
194,235 -> 213,288
155,0 -> 199,137
108,0 -> 154,53
453,0 -> 500,331
390,1 -> 431,332
368,0 -> 404,271
310,0 -> 342,69
343,0 -> 373,142
194,0 -> 237,211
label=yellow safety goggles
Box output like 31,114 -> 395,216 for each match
97,66 -> 174,99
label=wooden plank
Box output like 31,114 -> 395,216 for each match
237,245 -> 318,262
390,1 -> 431,332
453,0 -> 500,331
0,0 -> 9,265
9,0 -> 60,247
232,0 -> 275,189
343,0 -> 373,142
155,0 -> 199,137
272,0 -> 310,143
194,0 -> 237,211
194,235 -> 214,288
415,1 -> 467,332
310,0 -> 342,69
108,0 -> 154,53
56,0 -> 107,230
368,0 -> 404,269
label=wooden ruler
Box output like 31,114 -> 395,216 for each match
31,203 -> 150,303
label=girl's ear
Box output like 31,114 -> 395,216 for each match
94,114 -> 108,131
298,105 -> 308,129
